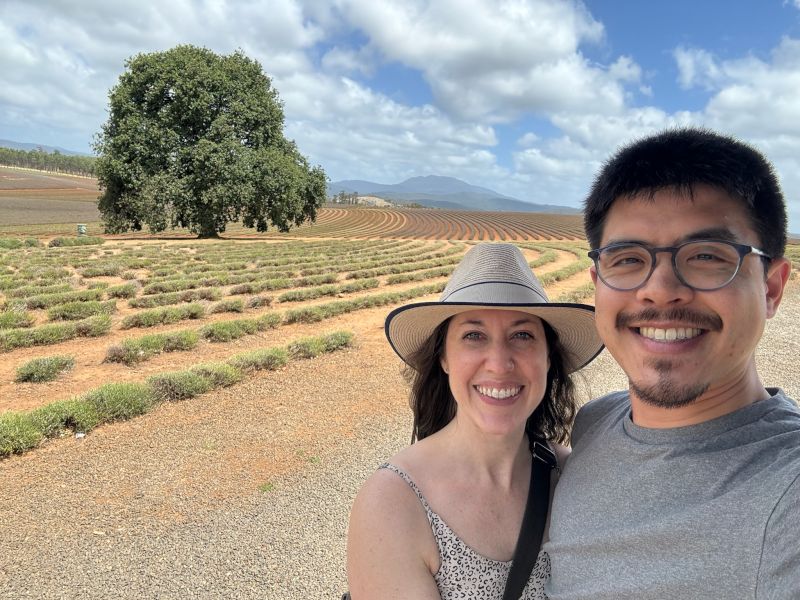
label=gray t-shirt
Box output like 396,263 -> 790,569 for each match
544,389 -> 800,599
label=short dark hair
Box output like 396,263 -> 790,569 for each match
405,318 -> 577,446
584,127 -> 787,259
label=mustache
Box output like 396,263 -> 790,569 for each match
616,307 -> 723,331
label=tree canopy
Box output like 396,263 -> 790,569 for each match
94,45 -> 326,238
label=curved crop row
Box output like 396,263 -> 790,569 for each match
261,207 -> 584,240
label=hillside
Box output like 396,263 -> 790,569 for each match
329,174 -> 579,214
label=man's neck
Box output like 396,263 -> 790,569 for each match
629,366 -> 771,428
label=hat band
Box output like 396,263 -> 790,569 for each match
442,281 -> 549,304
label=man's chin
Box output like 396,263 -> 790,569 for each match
629,375 -> 709,409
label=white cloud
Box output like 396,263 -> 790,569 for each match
335,0 -> 640,120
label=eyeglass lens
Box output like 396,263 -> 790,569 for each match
596,241 -> 743,290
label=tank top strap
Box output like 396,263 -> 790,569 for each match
379,462 -> 435,516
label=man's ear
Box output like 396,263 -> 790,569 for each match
589,264 -> 598,285
765,257 -> 791,319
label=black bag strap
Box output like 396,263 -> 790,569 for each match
502,437 -> 558,600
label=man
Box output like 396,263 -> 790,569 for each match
544,128 -> 800,599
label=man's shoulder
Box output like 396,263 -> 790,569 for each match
571,391 -> 630,444
577,390 -> 631,421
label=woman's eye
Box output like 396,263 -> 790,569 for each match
463,331 -> 482,341
512,331 -> 534,341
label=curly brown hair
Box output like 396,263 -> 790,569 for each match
405,317 -> 577,446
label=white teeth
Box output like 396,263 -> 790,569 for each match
477,386 -> 521,399
639,327 -> 702,341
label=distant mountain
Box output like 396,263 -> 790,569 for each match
329,175 -> 578,214
0,139 -> 89,156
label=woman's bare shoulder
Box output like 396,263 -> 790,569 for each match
347,454 -> 441,599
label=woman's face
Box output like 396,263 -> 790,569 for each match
440,309 -> 550,438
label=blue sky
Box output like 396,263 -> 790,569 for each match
2,0 -> 800,232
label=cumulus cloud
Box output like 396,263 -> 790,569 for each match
335,0 -> 640,120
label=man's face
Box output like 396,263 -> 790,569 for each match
591,185 -> 788,412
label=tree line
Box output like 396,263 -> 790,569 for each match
0,147 -> 97,177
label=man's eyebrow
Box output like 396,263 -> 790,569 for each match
679,228 -> 738,243
604,227 -> 739,246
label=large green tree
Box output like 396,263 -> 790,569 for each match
94,45 -> 326,238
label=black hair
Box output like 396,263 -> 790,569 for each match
405,317 -> 577,445
584,127 -> 787,259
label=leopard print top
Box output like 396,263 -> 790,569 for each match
380,463 -> 549,600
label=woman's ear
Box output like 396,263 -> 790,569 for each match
440,356 -> 449,374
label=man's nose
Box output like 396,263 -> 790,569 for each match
635,253 -> 694,305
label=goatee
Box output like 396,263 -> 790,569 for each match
629,359 -> 709,408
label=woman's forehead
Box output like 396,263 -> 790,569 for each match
449,308 -> 543,327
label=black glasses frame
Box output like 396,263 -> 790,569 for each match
587,239 -> 771,291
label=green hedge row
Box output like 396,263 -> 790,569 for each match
0,330 -> 354,457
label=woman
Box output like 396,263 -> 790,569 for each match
346,243 -> 603,599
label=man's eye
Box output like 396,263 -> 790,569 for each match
610,254 -> 646,267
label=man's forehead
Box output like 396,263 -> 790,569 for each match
601,189 -> 758,245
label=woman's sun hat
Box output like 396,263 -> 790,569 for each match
384,243 -> 603,373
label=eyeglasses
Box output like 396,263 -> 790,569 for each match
588,240 -> 771,291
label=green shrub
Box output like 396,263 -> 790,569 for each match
28,398 -> 101,436
287,337 -> 328,359
15,355 -> 75,382
539,256 -> 593,285
6,283 -> 72,298
283,306 -> 325,323
228,348 -> 288,372
162,330 -> 200,352
121,303 -> 205,328
209,298 -> 245,314
0,322 -> 73,351
1,314 -> 111,351
0,238 -> 39,250
199,319 -> 258,342
555,283 -> 595,303
257,312 -> 282,329
529,249 -> 558,269
288,331 -> 354,359
47,300 -> 116,321
0,238 -> 23,250
321,330 -> 355,351
0,412 -> 43,457
82,383 -> 156,422
0,311 -> 34,329
106,283 -> 138,299
128,288 -> 220,308
48,236 -> 104,247
200,313 -> 280,342
295,273 -> 338,287
190,363 -> 244,387
105,330 -> 199,364
147,371 -> 213,402
74,315 -> 113,337
79,264 -> 121,277
25,288 -> 104,310
385,267 -> 454,284
247,295 -> 272,308
141,278 -> 195,295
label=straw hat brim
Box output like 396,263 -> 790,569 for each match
385,301 -> 603,374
